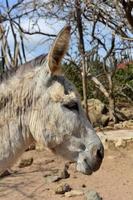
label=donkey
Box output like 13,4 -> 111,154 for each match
0,26 -> 104,175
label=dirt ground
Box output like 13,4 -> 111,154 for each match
0,145 -> 133,200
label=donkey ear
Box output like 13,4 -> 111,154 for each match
47,26 -> 71,75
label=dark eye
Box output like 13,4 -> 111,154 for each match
63,101 -> 79,112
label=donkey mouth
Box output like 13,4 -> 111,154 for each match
76,159 -> 93,175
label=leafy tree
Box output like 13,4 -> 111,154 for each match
63,62 -> 83,97
114,64 -> 133,102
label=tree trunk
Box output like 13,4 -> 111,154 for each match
107,74 -> 117,123
75,0 -> 89,119
109,93 -> 116,122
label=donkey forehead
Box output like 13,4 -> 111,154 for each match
52,75 -> 75,92
48,75 -> 78,102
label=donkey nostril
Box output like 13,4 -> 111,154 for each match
91,145 -> 104,161
96,148 -> 104,160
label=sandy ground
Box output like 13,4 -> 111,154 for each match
0,147 -> 133,200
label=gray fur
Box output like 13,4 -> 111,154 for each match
0,26 -> 104,175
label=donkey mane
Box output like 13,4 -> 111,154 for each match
0,54 -> 47,124
0,54 -> 47,84
16,54 -> 47,75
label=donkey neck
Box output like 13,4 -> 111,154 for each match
0,119 -> 34,172
0,70 -> 36,172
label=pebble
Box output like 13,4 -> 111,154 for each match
60,166 -> 70,179
85,190 -> 102,200
18,157 -> 33,168
44,175 -> 61,183
55,183 -> 71,194
65,190 -> 84,197
0,170 -> 11,178
43,167 -> 70,183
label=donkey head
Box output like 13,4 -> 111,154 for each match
29,26 -> 104,175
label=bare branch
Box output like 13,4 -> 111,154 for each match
104,33 -> 115,61
120,0 -> 133,28
87,73 -> 109,98
13,20 -> 56,37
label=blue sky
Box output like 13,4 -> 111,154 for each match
0,0 -> 66,60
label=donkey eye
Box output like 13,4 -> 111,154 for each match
63,101 -> 79,112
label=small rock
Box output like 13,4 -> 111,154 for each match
87,98 -> 108,127
85,190 -> 102,200
18,157 -> 33,168
43,167 -> 70,183
65,190 -> 84,197
55,183 -> 71,194
44,175 -> 61,183
60,166 -> 70,179
114,123 -> 123,129
123,120 -> 132,128
0,170 -> 11,178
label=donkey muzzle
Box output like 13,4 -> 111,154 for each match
76,143 -> 104,175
